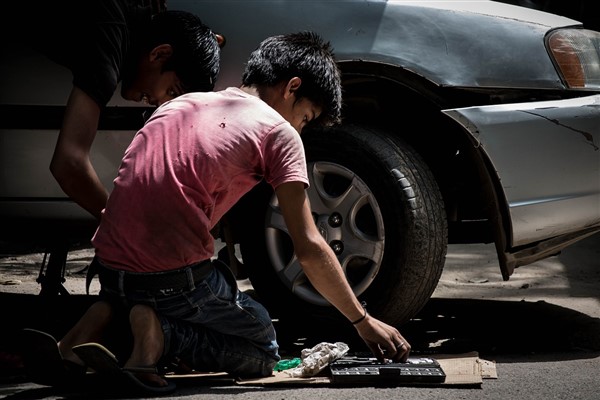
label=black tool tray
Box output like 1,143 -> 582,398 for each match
329,356 -> 446,385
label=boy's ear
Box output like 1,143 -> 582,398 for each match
149,44 -> 174,62
283,77 -> 302,99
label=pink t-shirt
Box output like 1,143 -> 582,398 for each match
92,87 -> 309,272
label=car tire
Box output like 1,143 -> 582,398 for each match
239,123 -> 447,327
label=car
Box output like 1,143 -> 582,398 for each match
1,0 -> 599,326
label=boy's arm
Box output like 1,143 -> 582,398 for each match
275,181 -> 411,362
50,86 -> 109,220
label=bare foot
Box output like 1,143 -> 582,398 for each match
58,301 -> 114,366
125,305 -> 167,387
125,366 -> 169,387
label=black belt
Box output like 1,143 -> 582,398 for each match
86,257 -> 213,294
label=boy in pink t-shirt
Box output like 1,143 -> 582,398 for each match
91,86 -> 311,272
22,32 -> 411,394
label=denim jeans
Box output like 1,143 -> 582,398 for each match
98,259 -> 280,378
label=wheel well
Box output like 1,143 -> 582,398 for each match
339,65 -> 503,245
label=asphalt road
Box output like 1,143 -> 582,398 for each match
0,233 -> 598,399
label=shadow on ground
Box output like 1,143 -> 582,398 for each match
272,296 -> 600,361
1,291 -> 599,384
406,298 -> 600,356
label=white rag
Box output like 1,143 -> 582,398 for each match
284,341 -> 350,378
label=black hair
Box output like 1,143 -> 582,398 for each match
145,10 -> 220,93
242,31 -> 342,126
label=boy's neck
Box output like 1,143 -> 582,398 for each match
238,85 -> 260,98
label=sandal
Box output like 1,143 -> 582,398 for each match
19,328 -> 87,387
72,342 -> 176,396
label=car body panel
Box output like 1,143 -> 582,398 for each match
0,43 -> 140,222
0,128 -> 134,219
443,94 -> 600,246
173,0 -> 578,91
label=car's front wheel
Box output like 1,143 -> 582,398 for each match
239,124 -> 447,327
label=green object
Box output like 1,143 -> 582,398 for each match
273,357 -> 302,371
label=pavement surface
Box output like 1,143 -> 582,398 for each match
0,233 -> 598,399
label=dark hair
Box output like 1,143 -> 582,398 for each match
145,10 -> 220,92
242,31 -> 342,126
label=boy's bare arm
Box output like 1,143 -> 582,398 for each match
50,87 -> 108,220
275,182 -> 411,361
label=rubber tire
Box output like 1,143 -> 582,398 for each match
239,123 -> 447,327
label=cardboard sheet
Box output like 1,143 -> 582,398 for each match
170,352 -> 496,388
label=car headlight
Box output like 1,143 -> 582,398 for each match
547,28 -> 600,89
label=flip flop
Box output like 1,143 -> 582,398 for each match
19,328 -> 87,387
72,342 -> 176,396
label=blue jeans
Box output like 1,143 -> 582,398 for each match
98,259 -> 280,378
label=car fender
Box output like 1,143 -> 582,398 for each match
443,94 -> 600,274
174,0 -> 578,91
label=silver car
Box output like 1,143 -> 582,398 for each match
1,0 -> 599,326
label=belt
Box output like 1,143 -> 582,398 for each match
86,257 -> 213,294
